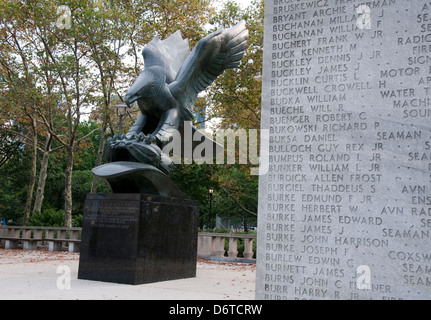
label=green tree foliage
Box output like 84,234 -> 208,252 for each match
193,0 -> 263,227
207,0 -> 263,130
27,208 -> 65,227
0,138 -> 30,223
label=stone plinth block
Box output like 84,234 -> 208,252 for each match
78,193 -> 199,285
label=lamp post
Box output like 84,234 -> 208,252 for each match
111,103 -> 128,135
209,187 -> 214,230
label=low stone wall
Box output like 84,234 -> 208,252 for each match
197,232 -> 256,261
0,226 -> 81,252
0,226 -> 256,262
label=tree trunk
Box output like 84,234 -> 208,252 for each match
90,123 -> 106,193
64,146 -> 74,227
23,117 -> 38,225
33,134 -> 52,213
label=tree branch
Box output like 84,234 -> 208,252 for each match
220,186 -> 257,217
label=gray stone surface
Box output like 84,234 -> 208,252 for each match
257,0 -> 431,300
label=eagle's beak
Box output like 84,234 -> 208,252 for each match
124,93 -> 134,108
124,70 -> 150,107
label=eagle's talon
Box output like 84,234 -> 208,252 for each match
125,132 -> 137,140
145,135 -> 156,145
138,132 -> 146,142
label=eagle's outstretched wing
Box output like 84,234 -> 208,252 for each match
142,31 -> 190,83
168,21 -> 248,120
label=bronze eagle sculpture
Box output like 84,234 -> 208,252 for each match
104,21 -> 249,174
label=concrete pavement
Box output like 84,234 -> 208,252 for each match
0,248 -> 256,300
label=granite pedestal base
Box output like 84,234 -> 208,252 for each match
78,193 -> 199,285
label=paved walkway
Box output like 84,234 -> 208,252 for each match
0,248 -> 256,300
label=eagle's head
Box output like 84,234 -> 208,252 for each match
124,70 -> 153,107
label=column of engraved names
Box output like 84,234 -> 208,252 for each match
267,0 -> 355,299
295,2 -> 350,300
270,0 -> 348,300
301,0 -> 390,300
301,1 -> 421,300
379,3 -> 431,291
265,0 -> 317,300
315,0 -> 429,298
266,0 -> 401,300
325,3 -> 386,300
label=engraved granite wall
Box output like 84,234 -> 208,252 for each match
257,0 -> 431,300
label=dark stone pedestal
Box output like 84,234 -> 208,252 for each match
78,193 -> 199,285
